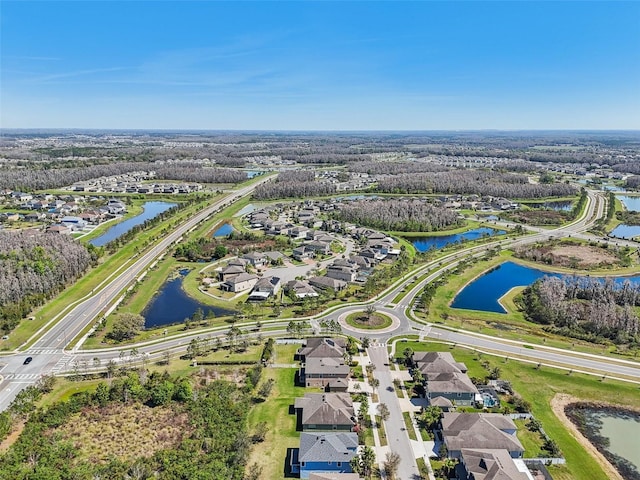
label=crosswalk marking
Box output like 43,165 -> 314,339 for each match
3,373 -> 41,380
51,356 -> 73,373
25,349 -> 65,355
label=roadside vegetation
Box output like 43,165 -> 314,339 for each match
394,339 -> 640,480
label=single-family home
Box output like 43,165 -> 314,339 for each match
46,224 -> 71,234
218,264 -> 246,282
297,337 -> 346,362
221,273 -> 259,293
242,251 -> 268,268
294,393 -> 355,431
293,432 -> 358,479
309,473 -> 360,480
439,413 -> 524,459
285,280 -> 319,299
307,240 -> 332,255
308,276 -> 347,292
300,357 -> 350,389
325,265 -> 357,283
247,276 -> 281,301
289,226 -> 310,239
459,448 -> 535,480
293,246 -> 316,261
425,372 -> 479,407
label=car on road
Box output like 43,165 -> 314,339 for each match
23,356 -> 33,365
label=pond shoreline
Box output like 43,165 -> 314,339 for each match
552,394 -> 640,480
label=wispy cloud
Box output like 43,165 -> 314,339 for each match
26,67 -> 130,83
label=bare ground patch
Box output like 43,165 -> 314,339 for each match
54,403 -> 193,464
516,243 -> 619,269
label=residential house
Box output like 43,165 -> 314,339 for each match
459,449 -> 535,480
300,357 -> 350,389
297,338 -> 346,362
308,473 -> 360,480
242,251 -> 268,268
46,224 -> 71,234
294,393 -> 355,431
412,351 -> 468,375
289,226 -> 310,239
325,265 -> 357,283
293,432 -> 358,479
307,240 -> 332,255
218,264 -> 246,282
285,280 -> 319,299
263,251 -> 286,264
247,276 -> 281,301
293,246 -> 316,261
425,372 -> 479,407
439,413 -> 524,459
308,276 -> 347,292
221,273 -> 259,293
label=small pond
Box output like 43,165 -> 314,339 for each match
617,195 -> 640,212
411,227 -> 506,252
213,223 -> 234,237
143,269 -> 234,328
451,261 -> 640,313
610,224 -> 640,239
246,171 -> 262,178
574,407 -> 640,479
90,201 -> 177,247
234,203 -> 256,217
526,200 -> 573,211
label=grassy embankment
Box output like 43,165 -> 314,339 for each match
420,249 -> 640,361
394,340 -> 640,480
4,195 -> 222,351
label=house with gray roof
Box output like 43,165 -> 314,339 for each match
309,473 -> 360,480
440,413 -> 524,459
293,432 -> 359,479
242,251 -> 268,268
247,276 -> 281,301
286,280 -> 319,299
308,276 -> 347,291
297,337 -> 346,361
425,372 -> 479,407
294,393 -> 355,431
221,273 -> 259,293
301,357 -> 351,389
459,449 -> 535,480
218,264 -> 246,282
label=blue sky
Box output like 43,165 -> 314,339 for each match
1,1 -> 639,130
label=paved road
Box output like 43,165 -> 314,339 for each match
0,177 -> 271,410
369,344 -> 422,480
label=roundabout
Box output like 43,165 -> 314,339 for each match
338,308 -> 401,334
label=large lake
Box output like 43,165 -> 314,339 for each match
451,261 -> 640,313
90,201 -> 177,247
143,269 -> 234,328
411,227 -> 505,252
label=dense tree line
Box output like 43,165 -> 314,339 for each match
0,161 -> 247,191
518,276 -> 640,344
154,164 -> 247,184
0,162 -> 147,191
0,372 -> 252,480
347,161 -> 448,175
253,171 -> 336,199
376,170 -> 577,198
334,198 -> 461,232
0,231 -> 94,333
624,175 -> 640,190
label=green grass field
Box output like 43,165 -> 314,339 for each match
394,340 -> 640,480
